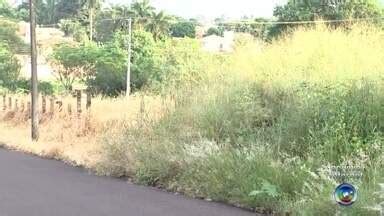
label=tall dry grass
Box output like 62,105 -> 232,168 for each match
230,24 -> 384,84
0,93 -> 172,168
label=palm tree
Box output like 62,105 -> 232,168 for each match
146,11 -> 173,41
130,0 -> 155,29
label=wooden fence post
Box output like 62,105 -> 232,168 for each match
49,98 -> 55,113
42,95 -> 46,114
2,94 -> 6,111
8,97 -> 12,110
86,91 -> 91,111
140,95 -> 145,115
67,104 -> 72,116
76,90 -> 82,117
14,99 -> 18,112
21,100 -> 25,112
27,101 -> 31,118
57,101 -> 63,112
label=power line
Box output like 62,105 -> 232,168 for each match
221,17 -> 384,25
96,16 -> 384,25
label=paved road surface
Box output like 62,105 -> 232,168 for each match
0,148 -> 256,216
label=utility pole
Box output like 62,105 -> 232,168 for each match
30,0 -> 39,141
126,18 -> 132,96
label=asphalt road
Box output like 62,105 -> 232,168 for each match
0,148 -> 256,216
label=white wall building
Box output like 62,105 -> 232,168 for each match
201,31 -> 234,53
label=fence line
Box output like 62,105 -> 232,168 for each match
0,90 -> 92,121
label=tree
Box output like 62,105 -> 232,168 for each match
338,0 -> 383,18
130,0 -> 155,29
205,27 -> 224,37
16,2 -> 31,22
95,5 -> 131,42
96,1 -> 171,41
170,21 -> 196,38
146,11 -> 172,41
18,0 -> 81,25
52,37 -> 130,96
0,0 -> 16,18
52,43 -> 99,91
55,0 -> 84,23
0,0 -> 27,20
271,0 -> 383,37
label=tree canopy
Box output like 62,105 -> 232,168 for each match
170,21 -> 196,38
277,0 -> 383,21
271,0 -> 384,36
205,27 -> 224,37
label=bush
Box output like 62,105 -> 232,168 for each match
10,79 -> 55,95
58,19 -> 87,42
151,38 -> 227,93
205,27 -> 224,37
0,43 -> 20,89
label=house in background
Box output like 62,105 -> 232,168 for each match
201,31 -> 234,53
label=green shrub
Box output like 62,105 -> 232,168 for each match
0,43 -> 20,88
10,79 -> 56,95
58,19 -> 87,42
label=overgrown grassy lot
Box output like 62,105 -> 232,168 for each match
1,25 -> 384,215
98,25 -> 384,215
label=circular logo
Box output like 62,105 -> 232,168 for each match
334,183 -> 357,206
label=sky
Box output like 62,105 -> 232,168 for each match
106,0 -> 288,19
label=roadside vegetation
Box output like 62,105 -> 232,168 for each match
96,25 -> 384,215
1,0 -> 384,215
